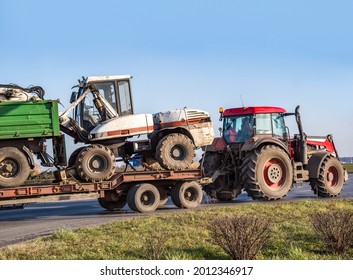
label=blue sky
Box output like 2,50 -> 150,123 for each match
1,0 -> 353,156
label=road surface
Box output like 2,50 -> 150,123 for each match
0,175 -> 352,247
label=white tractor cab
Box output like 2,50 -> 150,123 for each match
60,75 -> 215,182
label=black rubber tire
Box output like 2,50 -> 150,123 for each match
98,190 -> 127,211
310,157 -> 344,197
171,181 -> 203,209
0,147 -> 31,187
75,144 -> 115,182
127,183 -> 160,213
241,145 -> 293,200
68,147 -> 85,167
202,152 -> 222,177
155,133 -> 195,170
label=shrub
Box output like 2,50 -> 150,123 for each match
141,228 -> 170,260
208,214 -> 272,260
311,210 -> 353,255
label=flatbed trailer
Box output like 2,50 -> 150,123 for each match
0,168 -> 209,213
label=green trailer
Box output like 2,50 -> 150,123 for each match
0,100 -> 60,139
0,100 -> 66,187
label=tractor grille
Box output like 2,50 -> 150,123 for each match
186,110 -> 209,120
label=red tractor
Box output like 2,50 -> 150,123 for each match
202,105 -> 347,201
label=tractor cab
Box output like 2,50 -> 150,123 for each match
72,75 -> 134,132
221,106 -> 287,144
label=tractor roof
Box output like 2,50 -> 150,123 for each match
223,106 -> 286,116
86,75 -> 132,83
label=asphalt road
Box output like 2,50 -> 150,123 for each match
0,174 -> 352,248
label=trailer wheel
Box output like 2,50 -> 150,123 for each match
127,183 -> 160,213
171,181 -> 203,209
76,145 -> 115,182
310,157 -> 344,197
155,133 -> 195,170
241,145 -> 293,200
98,191 -> 127,211
0,147 -> 31,187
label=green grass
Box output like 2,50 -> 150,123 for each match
1,200 -> 353,260
344,164 -> 353,173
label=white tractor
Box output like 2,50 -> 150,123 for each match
60,75 -> 215,181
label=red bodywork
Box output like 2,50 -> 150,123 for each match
221,106 -> 338,158
306,137 -> 337,155
223,106 -> 286,116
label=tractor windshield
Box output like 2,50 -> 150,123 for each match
223,115 -> 254,143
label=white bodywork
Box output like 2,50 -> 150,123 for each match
86,75 -> 132,83
0,87 -> 39,101
153,108 -> 215,147
89,108 -> 215,147
89,114 -> 154,140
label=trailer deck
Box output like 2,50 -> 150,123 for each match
0,169 -> 205,210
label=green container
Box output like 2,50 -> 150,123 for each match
0,100 -> 60,139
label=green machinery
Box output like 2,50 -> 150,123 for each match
0,100 -> 66,187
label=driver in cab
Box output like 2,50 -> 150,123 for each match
225,117 -> 253,142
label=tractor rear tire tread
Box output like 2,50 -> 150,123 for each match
241,145 -> 292,200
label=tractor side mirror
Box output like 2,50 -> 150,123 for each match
218,127 -> 223,136
70,91 -> 77,103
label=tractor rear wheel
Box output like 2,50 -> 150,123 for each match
98,190 -> 126,211
241,145 -> 293,200
310,157 -> 344,197
127,183 -> 160,213
75,144 -> 115,182
155,133 -> 195,170
0,147 -> 31,187
171,181 -> 203,208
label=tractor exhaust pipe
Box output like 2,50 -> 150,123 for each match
295,106 -> 308,165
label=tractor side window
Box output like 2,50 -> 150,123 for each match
272,113 -> 286,138
256,114 -> 272,135
118,81 -> 133,116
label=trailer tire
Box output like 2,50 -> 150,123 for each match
241,145 -> 293,200
310,157 -> 344,197
156,133 -> 195,170
0,147 -> 31,187
76,145 -> 115,182
127,183 -> 160,213
171,181 -> 203,209
98,191 -> 127,211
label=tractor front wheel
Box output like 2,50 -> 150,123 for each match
310,157 -> 344,197
241,145 -> 293,200
75,145 -> 116,182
